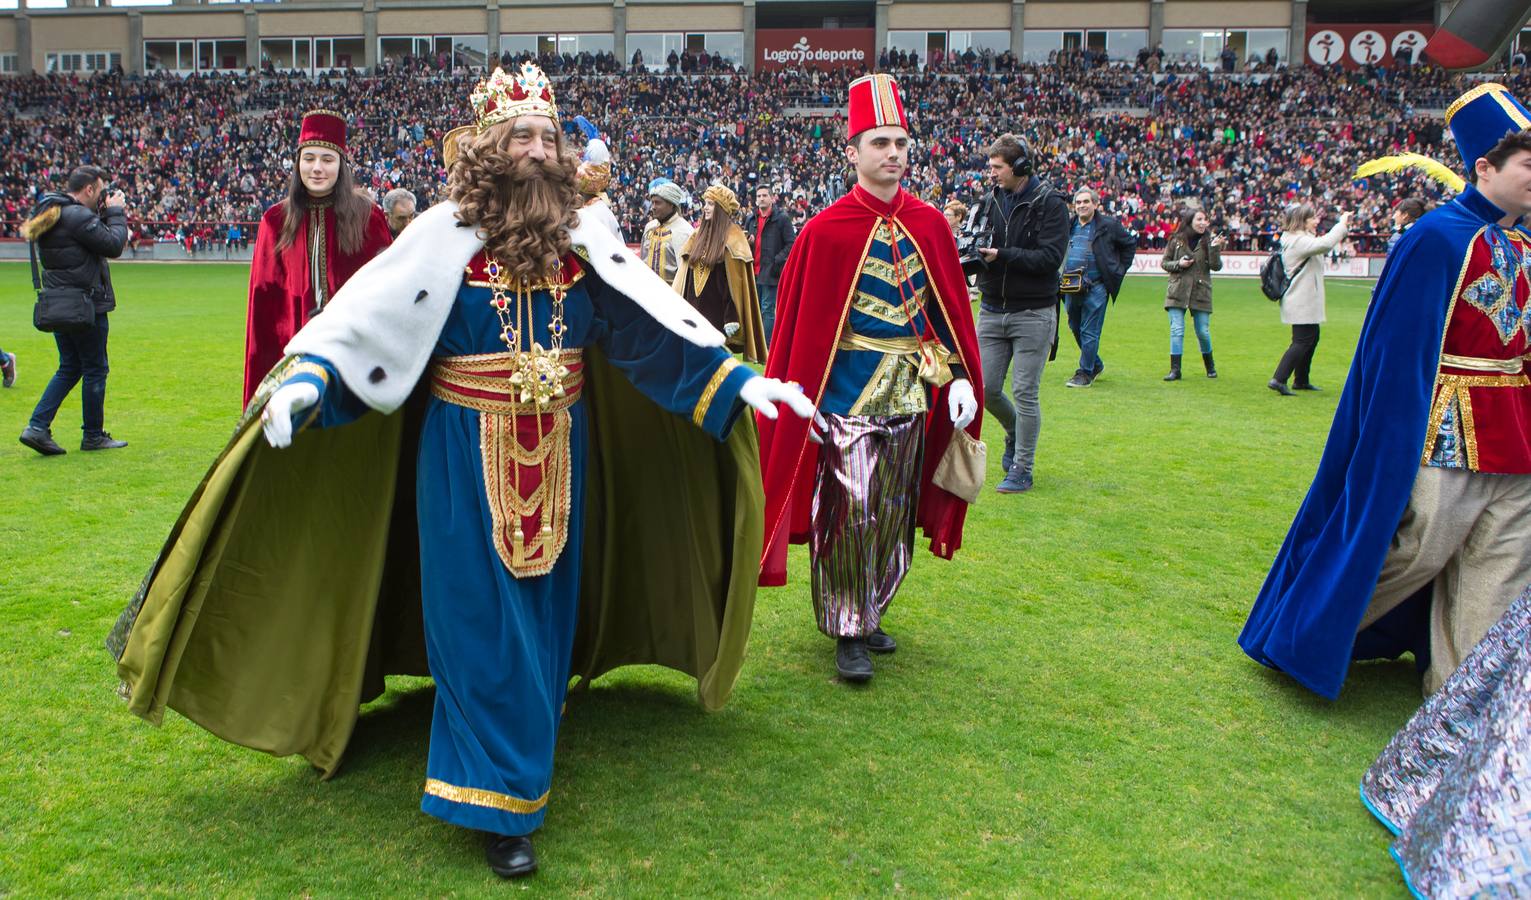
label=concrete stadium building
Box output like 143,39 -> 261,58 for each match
0,0 -> 1481,78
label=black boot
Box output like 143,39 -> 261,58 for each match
19,426 -> 66,456
1202,352 -> 1218,378
1162,354 -> 1181,381
835,637 -> 873,682
485,833 -> 538,878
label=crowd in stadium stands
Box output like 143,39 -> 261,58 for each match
0,50 -> 1525,255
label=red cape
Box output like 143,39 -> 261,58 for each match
757,184 -> 982,587
243,202 -> 392,405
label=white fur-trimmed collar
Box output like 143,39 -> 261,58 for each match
286,201 -> 723,413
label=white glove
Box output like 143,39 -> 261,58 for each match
739,376 -> 816,424
724,322 -> 741,338
947,378 -> 977,430
260,381 -> 320,449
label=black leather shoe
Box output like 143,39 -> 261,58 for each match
19,426 -> 65,456
81,433 -> 127,451
866,628 -> 897,654
1268,379 -> 1296,397
835,637 -> 873,682
485,833 -> 538,878
1293,383 -> 1322,391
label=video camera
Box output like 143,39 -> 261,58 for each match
956,200 -> 993,272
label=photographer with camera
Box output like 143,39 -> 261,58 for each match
18,165 -> 130,456
971,134 -> 1069,494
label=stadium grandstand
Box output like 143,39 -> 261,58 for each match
1,0 -> 1526,262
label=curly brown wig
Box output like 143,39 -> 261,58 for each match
448,122 -> 581,284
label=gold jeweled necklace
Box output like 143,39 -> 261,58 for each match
485,256 -> 570,408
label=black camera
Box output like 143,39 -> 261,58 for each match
956,201 -> 993,270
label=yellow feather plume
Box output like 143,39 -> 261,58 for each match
1354,153 -> 1466,193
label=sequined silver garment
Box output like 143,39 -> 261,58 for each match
1361,586 -> 1531,897
809,413 -> 923,639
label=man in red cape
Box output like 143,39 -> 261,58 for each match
757,73 -> 983,683
243,110 -> 391,405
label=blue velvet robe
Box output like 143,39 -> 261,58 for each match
1239,187 -> 1515,700
283,259 -> 753,836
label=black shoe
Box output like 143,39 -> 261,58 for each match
485,833 -> 538,878
1163,354 -> 1182,381
866,628 -> 897,654
81,433 -> 128,451
1293,383 -> 1321,391
1268,379 -> 1296,397
1202,352 -> 1218,378
1000,433 -> 1015,474
835,637 -> 873,682
1,352 -> 15,388
1065,371 -> 1092,388
20,426 -> 65,456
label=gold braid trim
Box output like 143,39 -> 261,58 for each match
692,357 -> 741,427
1440,353 -> 1529,374
1446,83 -> 1510,125
1420,374 -> 1529,467
286,361 -> 332,387
423,778 -> 548,814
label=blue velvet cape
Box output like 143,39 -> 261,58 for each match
1238,186 -> 1508,700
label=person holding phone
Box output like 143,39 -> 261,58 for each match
1269,204 -> 1351,395
1159,209 -> 1224,381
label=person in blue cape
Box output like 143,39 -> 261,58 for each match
1240,83 -> 1531,701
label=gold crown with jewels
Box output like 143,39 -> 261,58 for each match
470,62 -> 559,131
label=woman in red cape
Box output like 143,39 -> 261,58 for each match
243,110 -> 391,405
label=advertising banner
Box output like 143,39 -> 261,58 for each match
1305,25 -> 1433,68
756,29 -> 875,72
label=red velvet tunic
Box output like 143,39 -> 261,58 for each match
243,200 -> 392,405
1424,227 -> 1531,473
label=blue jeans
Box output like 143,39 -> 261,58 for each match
1065,282 -> 1109,375
30,312 -> 110,437
758,281 -> 776,348
1167,308 -> 1212,355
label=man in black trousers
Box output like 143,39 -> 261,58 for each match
19,165 -> 130,456
751,183 -> 796,346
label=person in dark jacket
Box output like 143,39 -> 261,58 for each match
1159,208 -> 1224,380
18,165 -> 130,455
972,133 -> 1069,494
752,184 -> 796,345
1061,188 -> 1138,387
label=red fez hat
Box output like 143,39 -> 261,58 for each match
298,109 -> 347,156
847,73 -> 909,141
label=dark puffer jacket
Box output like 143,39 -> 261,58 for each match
974,176 -> 1071,310
21,192 -> 129,313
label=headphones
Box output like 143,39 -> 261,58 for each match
1011,138 -> 1034,178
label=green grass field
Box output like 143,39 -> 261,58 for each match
0,262 -> 1419,896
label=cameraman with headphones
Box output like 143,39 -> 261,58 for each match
973,133 -> 1069,494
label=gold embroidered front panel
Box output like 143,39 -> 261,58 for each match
481,407 -> 573,579
859,222 -> 925,288
853,286 -> 923,325
1421,373 -> 1531,470
850,352 -> 928,416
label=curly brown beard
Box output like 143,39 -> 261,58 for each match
448,124 -> 581,284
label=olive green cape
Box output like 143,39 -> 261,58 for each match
107,348 -> 763,777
